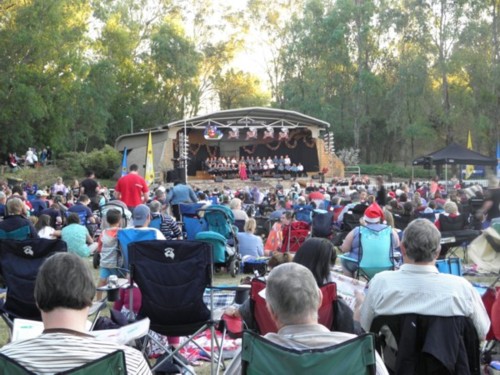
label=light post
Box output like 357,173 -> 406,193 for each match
126,115 -> 134,134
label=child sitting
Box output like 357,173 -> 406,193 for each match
96,209 -> 123,300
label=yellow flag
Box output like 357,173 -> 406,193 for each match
145,131 -> 155,186
465,130 -> 474,179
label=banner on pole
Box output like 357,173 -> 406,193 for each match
121,147 -> 128,177
145,132 -> 155,186
465,131 -> 474,179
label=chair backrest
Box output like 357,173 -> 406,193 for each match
311,211 -> 334,238
370,314 -> 480,375
358,226 -> 393,280
128,240 -> 212,337
234,220 -> 246,233
0,238 -> 67,320
0,225 -> 31,241
183,216 -> 207,240
342,212 -> 363,232
393,213 -> 411,231
179,203 -> 205,218
195,231 -> 227,263
418,212 -> 436,222
0,350 -> 127,375
281,221 -> 310,253
117,229 -> 157,269
250,278 -> 337,335
241,330 -> 376,375
294,205 -> 313,224
58,350 -> 127,374
438,214 -> 466,232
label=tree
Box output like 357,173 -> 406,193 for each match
214,69 -> 270,109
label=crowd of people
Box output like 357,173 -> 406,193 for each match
5,146 -> 52,171
204,155 -> 306,180
0,168 -> 496,373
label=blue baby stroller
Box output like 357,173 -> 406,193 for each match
196,205 -> 240,277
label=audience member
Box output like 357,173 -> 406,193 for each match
61,212 -> 97,257
0,253 -> 151,374
0,197 -> 38,240
114,164 -> 149,210
358,219 -> 490,339
149,200 -> 181,240
237,218 -> 264,259
229,198 -> 249,221
35,214 -> 60,239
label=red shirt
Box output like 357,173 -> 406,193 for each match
114,173 -> 149,207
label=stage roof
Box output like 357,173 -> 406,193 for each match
165,107 -> 330,130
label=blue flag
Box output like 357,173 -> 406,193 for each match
121,147 -> 128,177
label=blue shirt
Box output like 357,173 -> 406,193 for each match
237,232 -> 264,258
167,184 -> 198,205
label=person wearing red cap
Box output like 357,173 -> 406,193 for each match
340,203 -> 400,277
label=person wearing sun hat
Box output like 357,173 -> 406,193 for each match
340,202 -> 400,277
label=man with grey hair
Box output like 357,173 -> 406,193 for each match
148,200 -> 181,240
358,219 -> 490,339
264,263 -> 388,374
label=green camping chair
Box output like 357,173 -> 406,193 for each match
0,350 -> 127,375
241,331 -> 377,375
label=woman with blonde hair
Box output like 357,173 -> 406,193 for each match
237,218 -> 264,259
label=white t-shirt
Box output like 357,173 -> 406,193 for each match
38,226 -> 56,239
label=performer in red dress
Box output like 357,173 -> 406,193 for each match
239,161 -> 248,180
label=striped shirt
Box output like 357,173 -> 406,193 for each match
0,330 -> 151,374
360,264 -> 490,339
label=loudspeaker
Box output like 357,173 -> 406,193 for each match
423,156 -> 433,170
312,174 -> 320,180
274,174 -> 283,179
251,175 -> 262,181
166,170 -> 178,183
214,176 -> 223,182
283,174 -> 291,180
176,167 -> 186,183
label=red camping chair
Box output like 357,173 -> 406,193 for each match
281,221 -> 310,253
249,278 -> 337,335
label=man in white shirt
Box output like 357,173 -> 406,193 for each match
358,218 -> 490,339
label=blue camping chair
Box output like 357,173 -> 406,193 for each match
179,203 -> 206,240
339,226 -> 394,280
117,228 -> 158,270
0,225 -> 31,241
0,238 -> 67,330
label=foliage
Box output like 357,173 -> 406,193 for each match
56,145 -> 120,180
359,164 -> 436,179
214,69 -> 270,109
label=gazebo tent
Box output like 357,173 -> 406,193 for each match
413,142 -> 497,166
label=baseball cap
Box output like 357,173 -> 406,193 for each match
36,190 -> 48,197
133,204 -> 150,226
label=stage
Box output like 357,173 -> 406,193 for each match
115,107 -> 344,183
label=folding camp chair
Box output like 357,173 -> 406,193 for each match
0,349 -> 127,374
311,209 -> 334,238
179,203 -> 206,240
0,238 -> 67,332
241,330 -> 377,375
249,278 -> 337,335
370,314 -> 480,375
339,225 -> 394,280
128,240 -> 221,374
281,221 -> 310,253
116,228 -> 158,270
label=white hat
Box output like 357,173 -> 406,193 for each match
36,190 -> 48,197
